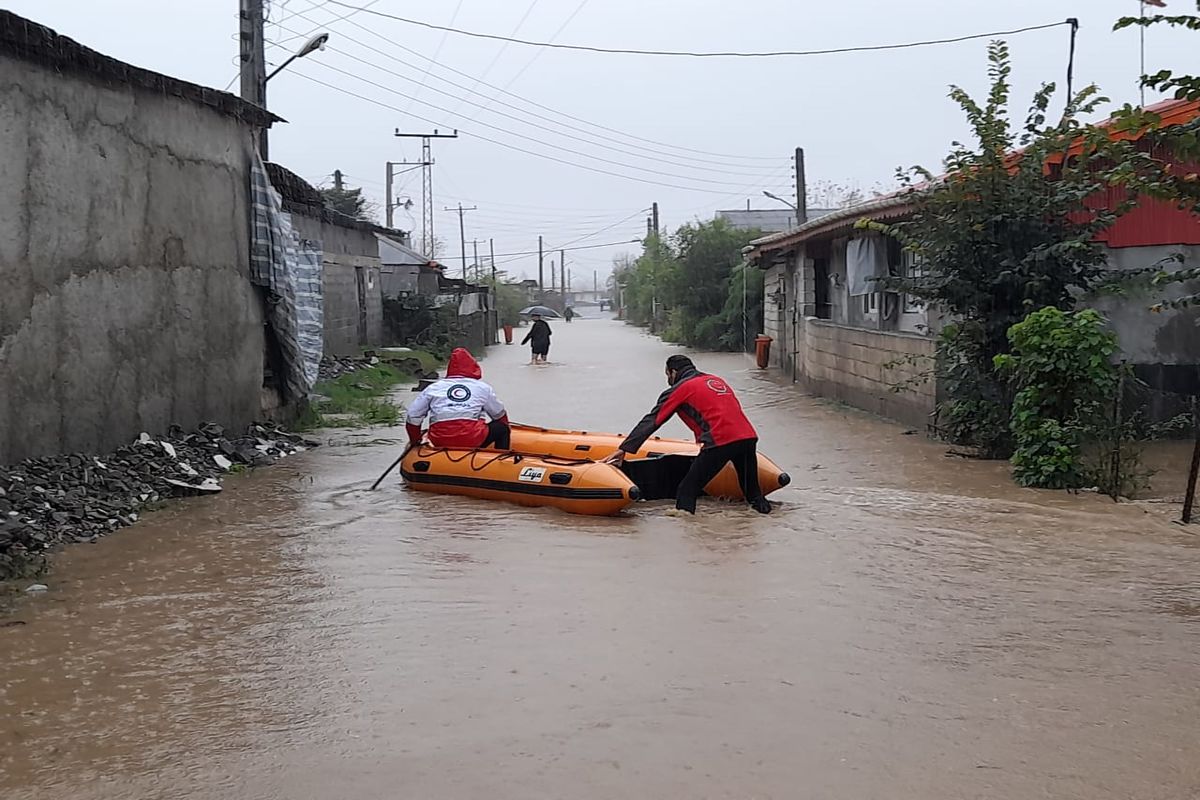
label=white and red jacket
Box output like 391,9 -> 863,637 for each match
406,349 -> 508,448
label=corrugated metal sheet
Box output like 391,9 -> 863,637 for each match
1097,193 -> 1200,248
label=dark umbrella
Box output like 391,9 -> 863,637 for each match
519,305 -> 561,318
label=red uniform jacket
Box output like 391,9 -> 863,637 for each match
619,367 -> 757,453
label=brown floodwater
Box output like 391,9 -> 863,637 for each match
3,316 -> 1199,800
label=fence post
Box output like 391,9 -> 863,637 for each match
1182,396 -> 1200,525
1108,370 -> 1124,502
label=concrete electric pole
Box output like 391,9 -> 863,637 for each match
794,147 -> 808,224
444,203 -> 477,279
239,0 -> 267,157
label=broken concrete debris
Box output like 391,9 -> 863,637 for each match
0,422 -> 318,580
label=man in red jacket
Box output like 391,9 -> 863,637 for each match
603,355 -> 772,515
406,348 -> 511,450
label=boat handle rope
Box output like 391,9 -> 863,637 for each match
411,444 -> 595,471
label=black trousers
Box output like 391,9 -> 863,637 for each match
676,437 -> 764,513
481,418 -> 511,450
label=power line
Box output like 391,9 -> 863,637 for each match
447,0 -> 542,118
280,4 -> 778,163
271,16 -> 784,175
295,61 -> 776,190
269,0 -> 380,50
404,0 -> 464,115
479,238 -> 642,259
551,208 -> 650,250
322,2 -> 1071,59
463,0 -> 591,124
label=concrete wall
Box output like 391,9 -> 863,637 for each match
800,319 -> 936,429
763,265 -> 786,368
1089,244 -> 1200,365
0,52 -> 264,463
289,214 -> 384,357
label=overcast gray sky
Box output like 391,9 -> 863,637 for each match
9,1 -> 1197,282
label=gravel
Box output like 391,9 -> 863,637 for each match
0,422 -> 317,580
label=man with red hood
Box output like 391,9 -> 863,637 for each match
405,348 -> 511,450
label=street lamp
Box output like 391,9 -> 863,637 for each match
266,33 -> 330,83
762,190 -> 797,210
258,33 -> 329,158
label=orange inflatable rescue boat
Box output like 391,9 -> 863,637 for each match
401,445 -> 640,516
508,423 -> 790,501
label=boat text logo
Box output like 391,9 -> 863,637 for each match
518,467 -> 546,483
447,384 -> 472,402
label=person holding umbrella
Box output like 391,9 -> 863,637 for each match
521,312 -> 553,364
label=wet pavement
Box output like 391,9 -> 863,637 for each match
2,316 -> 1199,799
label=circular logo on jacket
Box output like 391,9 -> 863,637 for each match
705,378 -> 729,395
447,383 -> 473,402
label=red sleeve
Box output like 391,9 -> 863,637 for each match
405,422 -> 422,443
619,380 -> 690,453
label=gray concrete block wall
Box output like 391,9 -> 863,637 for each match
322,262 -> 361,357
0,54 -> 264,463
800,319 -> 936,428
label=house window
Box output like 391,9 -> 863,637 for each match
861,292 -> 878,315
902,251 -> 926,313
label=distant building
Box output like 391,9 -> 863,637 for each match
716,208 -> 835,234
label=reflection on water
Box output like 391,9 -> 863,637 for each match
3,318 -> 1200,800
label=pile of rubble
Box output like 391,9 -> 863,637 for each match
0,423 -> 317,580
318,356 -> 370,382
318,351 -> 440,384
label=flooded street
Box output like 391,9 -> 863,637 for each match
3,317 -> 1199,799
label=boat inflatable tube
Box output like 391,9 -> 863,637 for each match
508,423 -> 790,500
401,446 -> 640,516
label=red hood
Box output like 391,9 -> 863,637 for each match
445,348 -> 482,379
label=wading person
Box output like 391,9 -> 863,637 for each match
603,355 -> 772,515
521,313 -> 552,364
406,348 -> 510,450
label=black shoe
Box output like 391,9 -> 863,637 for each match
750,498 -> 772,514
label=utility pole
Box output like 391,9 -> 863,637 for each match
385,162 -> 394,228
561,249 -> 567,307
444,203 -> 477,280
239,0 -> 268,157
538,235 -> 544,292
472,239 -> 480,283
651,202 -> 660,236
794,147 -> 808,224
550,260 -> 556,291
395,129 -> 458,256
489,238 -> 496,284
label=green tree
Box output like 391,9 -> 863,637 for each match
717,263 -> 765,352
661,219 -> 762,348
994,308 -> 1120,488
862,41 -> 1137,456
319,179 -> 376,222
619,233 -> 676,328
